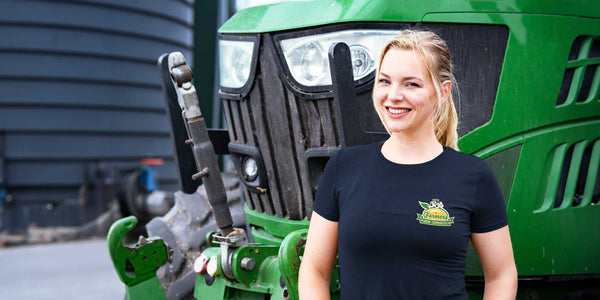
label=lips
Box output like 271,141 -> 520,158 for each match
388,107 -> 410,114
386,106 -> 411,116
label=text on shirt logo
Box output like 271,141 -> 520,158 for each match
416,199 -> 454,226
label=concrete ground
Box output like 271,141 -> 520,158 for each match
0,239 -> 125,299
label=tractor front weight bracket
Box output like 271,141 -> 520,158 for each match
107,216 -> 172,300
278,229 -> 308,300
278,229 -> 340,300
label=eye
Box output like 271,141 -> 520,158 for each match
406,82 -> 420,88
378,78 -> 390,84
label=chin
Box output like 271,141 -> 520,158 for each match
384,121 -> 409,133
386,127 -> 408,135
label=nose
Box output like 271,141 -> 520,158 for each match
387,84 -> 404,101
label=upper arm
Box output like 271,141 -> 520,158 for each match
471,225 -> 516,280
301,211 -> 339,279
472,161 -> 508,233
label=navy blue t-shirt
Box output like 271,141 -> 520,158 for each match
313,142 -> 508,299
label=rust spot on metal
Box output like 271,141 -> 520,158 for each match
293,239 -> 307,269
256,187 -> 267,194
295,239 -> 306,253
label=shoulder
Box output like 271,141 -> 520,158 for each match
443,147 -> 487,166
334,142 -> 381,163
326,142 -> 380,175
441,147 -> 493,176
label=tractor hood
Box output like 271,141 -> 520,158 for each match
219,0 -> 600,34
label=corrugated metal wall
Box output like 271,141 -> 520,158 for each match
0,0 -> 194,230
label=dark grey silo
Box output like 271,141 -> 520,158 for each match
0,0 -> 193,230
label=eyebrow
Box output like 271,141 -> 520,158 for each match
378,72 -> 423,82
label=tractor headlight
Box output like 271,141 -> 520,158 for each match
279,30 -> 398,87
219,39 -> 255,89
242,157 -> 258,181
228,143 -> 268,193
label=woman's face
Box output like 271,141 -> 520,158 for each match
374,48 -> 439,138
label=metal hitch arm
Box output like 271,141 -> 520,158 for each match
164,51 -> 234,236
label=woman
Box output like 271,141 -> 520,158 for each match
298,29 -> 518,299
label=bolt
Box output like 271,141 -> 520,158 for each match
204,274 -> 215,286
279,276 -> 287,288
240,257 -> 256,271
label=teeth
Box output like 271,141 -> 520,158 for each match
388,107 -> 410,114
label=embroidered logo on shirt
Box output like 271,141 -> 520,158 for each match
416,199 -> 454,226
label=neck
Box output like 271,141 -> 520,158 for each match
381,130 -> 443,164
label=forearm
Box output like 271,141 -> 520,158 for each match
299,212 -> 338,300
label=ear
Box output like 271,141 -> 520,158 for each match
441,80 -> 452,101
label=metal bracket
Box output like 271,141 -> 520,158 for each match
167,52 -> 202,120
107,216 -> 172,300
158,53 -> 199,194
278,229 -> 340,300
278,229 -> 308,300
211,228 -> 249,279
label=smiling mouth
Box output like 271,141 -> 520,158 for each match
387,107 -> 411,114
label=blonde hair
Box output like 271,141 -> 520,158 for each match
373,29 -> 459,150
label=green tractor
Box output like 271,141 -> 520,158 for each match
107,0 -> 600,299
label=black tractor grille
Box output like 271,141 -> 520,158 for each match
222,35 -> 347,220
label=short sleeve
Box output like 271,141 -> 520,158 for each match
471,161 -> 508,233
312,150 -> 340,222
